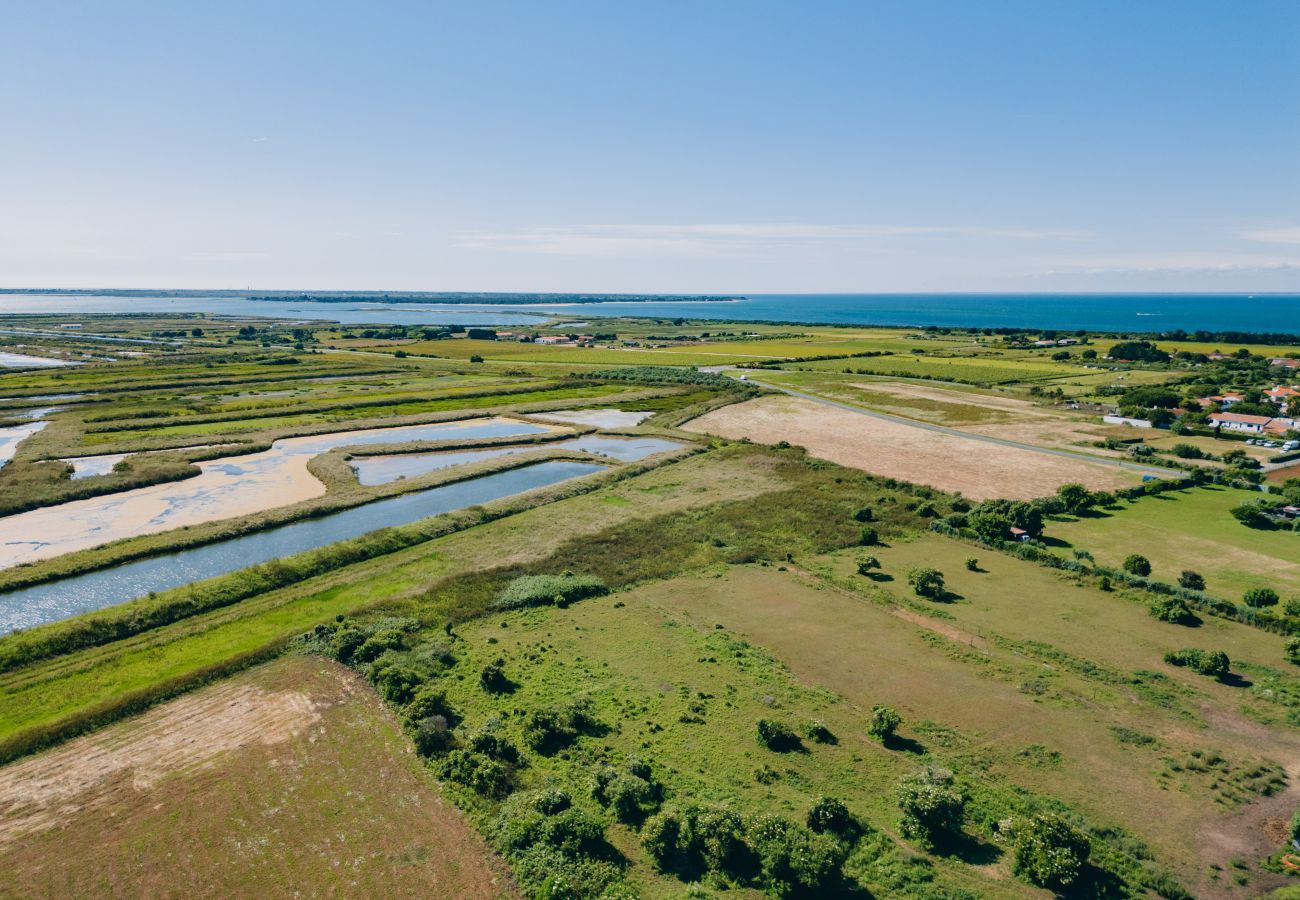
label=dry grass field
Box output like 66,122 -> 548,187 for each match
0,655 -> 514,899
685,395 -> 1140,500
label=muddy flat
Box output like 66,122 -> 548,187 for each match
0,655 -> 515,898
685,395 -> 1138,500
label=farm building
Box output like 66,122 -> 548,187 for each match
1209,412 -> 1273,434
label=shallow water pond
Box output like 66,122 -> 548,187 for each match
0,460 -> 605,633
352,435 -> 685,485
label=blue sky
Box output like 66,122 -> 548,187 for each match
2,1 -> 1297,292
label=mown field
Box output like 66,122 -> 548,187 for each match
1046,485 -> 1300,602
0,654 -> 515,898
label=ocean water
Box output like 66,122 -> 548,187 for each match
1,292 -> 1297,332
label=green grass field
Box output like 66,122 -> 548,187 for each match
1046,485 -> 1300,602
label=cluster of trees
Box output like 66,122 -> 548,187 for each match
1108,341 -> 1170,363
571,365 -> 760,394
967,498 -> 1045,542
642,800 -> 855,896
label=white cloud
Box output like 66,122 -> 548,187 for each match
1242,226 -> 1300,245
455,222 -> 1089,258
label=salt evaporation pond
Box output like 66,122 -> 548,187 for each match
353,435 -> 685,485
0,351 -> 78,368
531,409 -> 655,428
0,421 -> 46,469
0,417 -> 551,568
0,460 -> 605,634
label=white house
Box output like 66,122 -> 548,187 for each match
1209,412 -> 1272,434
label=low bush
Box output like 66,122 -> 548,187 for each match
868,705 -> 902,742
806,796 -> 857,838
1149,596 -> 1197,625
756,718 -> 802,752
1122,554 -> 1152,577
1244,587 -> 1280,608
439,749 -> 513,798
1163,648 -> 1230,680
999,814 -> 1091,890
493,573 -> 608,610
896,768 -> 965,848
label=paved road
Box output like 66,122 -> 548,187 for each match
737,374 -> 1170,480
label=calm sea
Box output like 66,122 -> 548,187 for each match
1,292 -> 1297,332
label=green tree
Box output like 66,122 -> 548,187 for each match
1244,586 -> 1280,608
897,769 -> 965,848
1178,570 -> 1206,591
907,567 -> 945,600
1122,554 -> 1151,577
1002,814 -> 1091,890
856,555 -> 881,576
1055,483 -> 1093,515
868,705 -> 902,741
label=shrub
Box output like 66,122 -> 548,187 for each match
694,808 -> 747,873
1286,638 -> 1300,666
1122,554 -> 1152,577
522,708 -> 577,755
803,720 -> 836,744
907,567 -> 945,600
641,809 -> 688,871
868,705 -> 902,741
746,814 -> 846,898
1244,587 -> 1280,608
372,663 -> 423,704
1178,570 -> 1206,591
897,769 -> 965,848
756,719 -> 802,752
1285,598 -> 1300,618
494,573 -> 608,610
607,774 -> 657,824
806,796 -> 856,837
479,658 -> 512,693
965,557 -> 980,572
856,556 -> 881,576
403,686 -> 456,728
354,627 -> 408,663
440,749 -> 512,798
1231,502 -> 1274,529
1149,596 -> 1196,625
331,628 -> 366,663
859,527 -> 879,546
1001,814 -> 1091,889
1164,648 -> 1230,680
413,715 -> 453,756
468,725 -> 522,765
853,506 -> 874,522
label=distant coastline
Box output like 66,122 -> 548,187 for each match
0,289 -> 740,305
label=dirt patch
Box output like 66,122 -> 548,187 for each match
0,679 -> 323,845
0,655 -> 515,898
685,395 -> 1137,500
